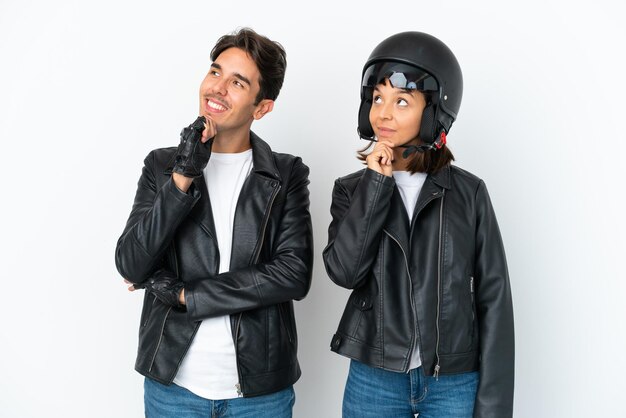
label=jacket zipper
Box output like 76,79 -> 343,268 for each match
434,190 -> 446,379
147,245 -> 180,372
173,245 -> 180,277
148,306 -> 172,373
278,304 -> 294,343
234,181 -> 281,397
470,276 -> 475,323
143,297 -> 156,327
383,230 -> 418,372
234,313 -> 243,397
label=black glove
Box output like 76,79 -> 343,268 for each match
138,269 -> 185,308
171,116 -> 213,178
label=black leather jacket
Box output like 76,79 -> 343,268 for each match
323,167 -> 514,418
115,132 -> 313,397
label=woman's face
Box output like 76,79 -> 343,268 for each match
369,79 -> 427,147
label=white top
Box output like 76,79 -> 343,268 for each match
173,149 -> 254,400
393,171 -> 428,224
392,170 -> 428,370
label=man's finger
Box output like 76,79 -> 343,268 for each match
202,118 -> 217,142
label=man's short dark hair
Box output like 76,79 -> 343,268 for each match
211,27 -> 287,104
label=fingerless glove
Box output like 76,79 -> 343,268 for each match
170,116 -> 212,178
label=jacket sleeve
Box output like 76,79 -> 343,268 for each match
184,159 -> 313,321
473,180 -> 515,418
115,151 -> 200,284
322,168 -> 395,290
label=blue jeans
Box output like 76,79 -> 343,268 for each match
144,378 -> 295,418
343,360 -> 479,418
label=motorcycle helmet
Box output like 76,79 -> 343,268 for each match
358,31 -> 463,151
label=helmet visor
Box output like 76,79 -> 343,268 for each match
362,62 -> 438,92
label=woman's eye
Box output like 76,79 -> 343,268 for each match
397,98 -> 408,107
373,95 -> 382,104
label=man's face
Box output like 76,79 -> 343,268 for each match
198,47 -> 272,137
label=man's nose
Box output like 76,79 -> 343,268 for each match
212,78 -> 228,95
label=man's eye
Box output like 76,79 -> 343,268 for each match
397,98 -> 408,106
233,80 -> 244,88
211,70 -> 220,77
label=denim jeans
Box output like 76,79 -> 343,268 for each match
144,377 -> 295,418
343,360 -> 479,418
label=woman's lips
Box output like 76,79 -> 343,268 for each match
376,127 -> 396,138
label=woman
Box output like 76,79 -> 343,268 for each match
323,32 -> 514,417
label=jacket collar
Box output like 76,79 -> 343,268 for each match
186,130 -> 281,270
383,165 -> 450,255
249,131 -> 281,180
428,164 -> 451,190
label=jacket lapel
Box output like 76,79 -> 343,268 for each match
188,175 -> 218,241
229,132 -> 281,270
411,165 -> 451,224
384,166 -> 452,253
383,187 -> 411,255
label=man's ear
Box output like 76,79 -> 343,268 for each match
253,99 -> 274,120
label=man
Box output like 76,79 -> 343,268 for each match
115,28 -> 313,417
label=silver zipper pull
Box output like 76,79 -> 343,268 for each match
235,383 -> 242,397
470,277 -> 474,293
434,364 -> 440,380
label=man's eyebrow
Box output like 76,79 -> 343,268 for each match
233,73 -> 251,86
210,63 -> 251,87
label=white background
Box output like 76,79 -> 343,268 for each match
1,0 -> 625,417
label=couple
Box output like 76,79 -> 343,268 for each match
115,28 -> 514,418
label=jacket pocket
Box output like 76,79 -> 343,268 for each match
348,290 -> 374,341
468,276 -> 477,344
351,294 -> 373,311
141,293 -> 156,327
278,303 -> 294,343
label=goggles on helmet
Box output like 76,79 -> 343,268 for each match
362,62 -> 438,93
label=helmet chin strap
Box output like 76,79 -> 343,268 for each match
399,131 -> 447,158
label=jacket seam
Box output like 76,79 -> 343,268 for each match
332,180 -> 352,283
266,309 -> 270,372
243,364 -> 299,379
335,333 -> 383,352
129,229 -> 152,258
351,173 -> 383,288
351,311 -> 363,338
438,349 -> 478,358
379,242 -> 385,365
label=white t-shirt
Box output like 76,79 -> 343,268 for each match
392,170 -> 428,370
173,149 -> 253,400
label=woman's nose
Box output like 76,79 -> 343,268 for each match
377,102 -> 393,120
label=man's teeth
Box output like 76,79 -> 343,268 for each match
208,100 -> 226,111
